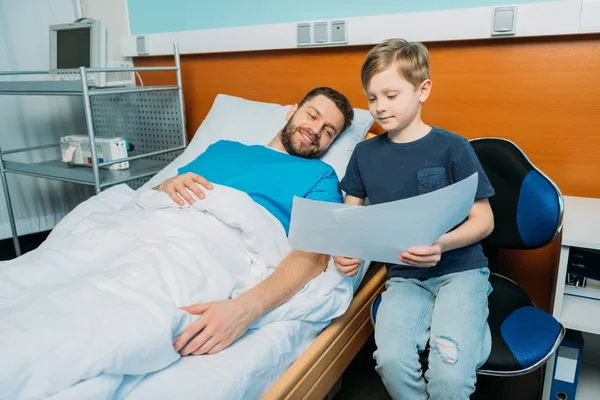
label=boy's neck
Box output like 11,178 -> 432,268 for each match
387,118 -> 431,144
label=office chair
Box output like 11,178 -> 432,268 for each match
370,137 -> 565,376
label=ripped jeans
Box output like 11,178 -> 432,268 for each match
373,267 -> 493,400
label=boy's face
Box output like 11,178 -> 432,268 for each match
365,65 -> 431,133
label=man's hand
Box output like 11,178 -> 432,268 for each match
154,172 -> 213,206
173,250 -> 329,356
333,256 -> 361,277
174,297 -> 258,356
399,242 -> 443,267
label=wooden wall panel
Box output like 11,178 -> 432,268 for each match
424,37 -> 600,201
135,46 -> 370,140
136,34 -> 600,312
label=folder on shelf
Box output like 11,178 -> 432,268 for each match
550,329 -> 584,400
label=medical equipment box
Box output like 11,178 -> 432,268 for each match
60,135 -> 129,170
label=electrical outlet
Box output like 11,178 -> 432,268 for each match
296,20 -> 348,47
491,6 -> 517,36
331,20 -> 347,43
314,21 -> 328,43
136,36 -> 151,55
297,23 -> 311,45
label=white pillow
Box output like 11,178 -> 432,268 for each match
141,94 -> 374,190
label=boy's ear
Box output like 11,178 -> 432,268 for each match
419,79 -> 433,103
286,104 -> 299,121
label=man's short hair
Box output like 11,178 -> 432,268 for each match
298,87 -> 354,133
361,38 -> 430,90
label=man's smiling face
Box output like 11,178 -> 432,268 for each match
280,94 -> 346,159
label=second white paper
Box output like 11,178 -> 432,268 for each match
288,172 -> 478,265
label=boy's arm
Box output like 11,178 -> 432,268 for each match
332,194 -> 365,276
402,140 -> 495,267
400,198 -> 494,267
344,194 -> 365,206
437,198 -> 494,252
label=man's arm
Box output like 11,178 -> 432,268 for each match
173,167 -> 342,356
241,250 -> 329,318
173,250 -> 328,356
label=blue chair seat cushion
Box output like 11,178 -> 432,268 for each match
498,306 -> 561,370
370,292 -> 382,326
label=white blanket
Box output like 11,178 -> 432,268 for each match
0,184 -> 354,399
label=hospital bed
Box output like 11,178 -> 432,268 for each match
119,94 -> 384,399
0,91 -> 382,399
126,264 -> 387,400
262,263 -> 387,400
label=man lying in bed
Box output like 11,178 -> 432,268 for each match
0,87 -> 355,400
153,87 -> 354,357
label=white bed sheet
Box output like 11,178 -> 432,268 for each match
0,183 -> 365,400
122,320 -> 328,400
123,264 -> 370,400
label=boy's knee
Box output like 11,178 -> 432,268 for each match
432,336 -> 459,365
429,336 -> 477,397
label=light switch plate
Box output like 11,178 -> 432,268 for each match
314,21 -> 328,43
297,23 -> 311,46
491,6 -> 517,36
136,36 -> 151,55
331,20 -> 348,43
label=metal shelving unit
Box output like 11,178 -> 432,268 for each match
0,43 -> 187,257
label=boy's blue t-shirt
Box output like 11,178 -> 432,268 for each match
178,140 -> 342,234
340,127 -> 495,280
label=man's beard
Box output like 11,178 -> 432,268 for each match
280,119 -> 321,159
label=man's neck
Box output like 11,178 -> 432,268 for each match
268,133 -> 288,154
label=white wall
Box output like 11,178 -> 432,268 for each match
82,0 -> 131,61
121,0 -> 600,57
580,0 -> 600,32
0,0 -> 94,240
0,0 -> 134,242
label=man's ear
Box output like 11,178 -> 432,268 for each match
419,80 -> 432,103
286,104 -> 299,121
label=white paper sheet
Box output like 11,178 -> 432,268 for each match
288,173 -> 478,264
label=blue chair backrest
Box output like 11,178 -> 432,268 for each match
470,138 -> 563,250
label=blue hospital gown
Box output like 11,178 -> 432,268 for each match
178,140 -> 342,234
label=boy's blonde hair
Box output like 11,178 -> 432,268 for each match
361,39 -> 430,90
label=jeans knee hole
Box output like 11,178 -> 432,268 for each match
434,336 -> 459,365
